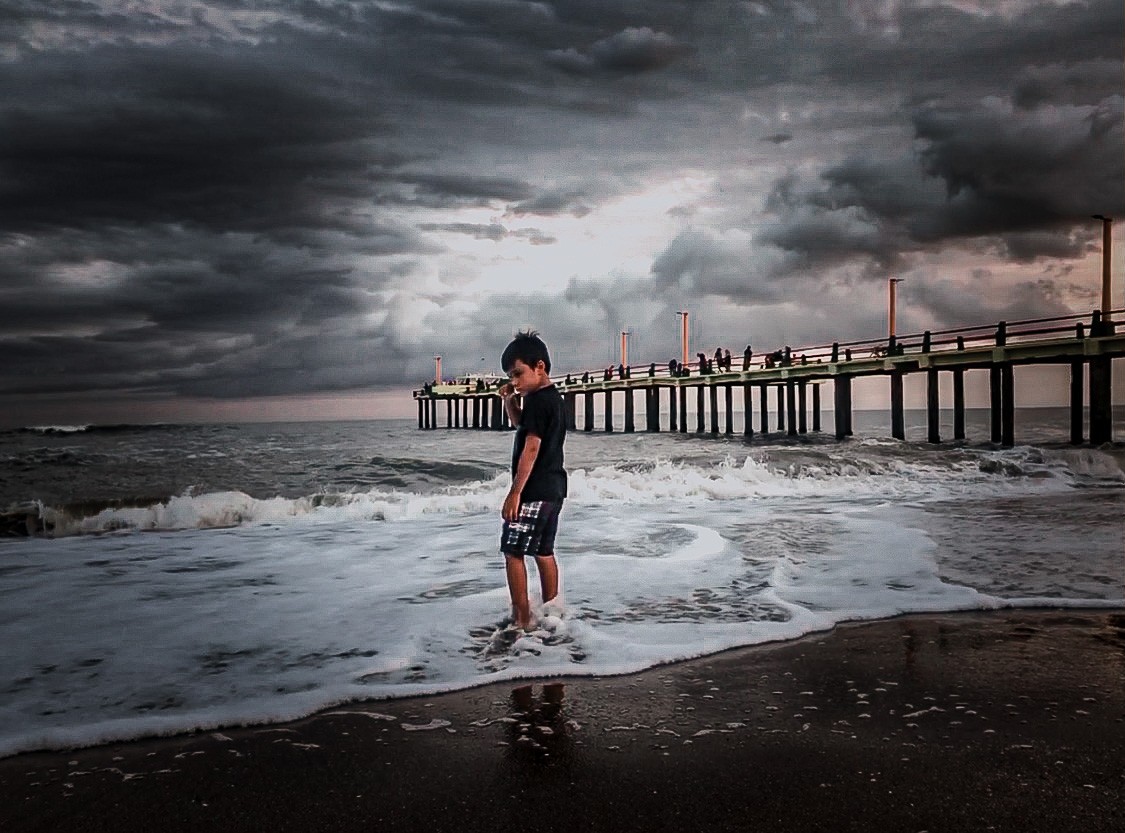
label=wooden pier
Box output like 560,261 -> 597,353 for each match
413,312 -> 1124,447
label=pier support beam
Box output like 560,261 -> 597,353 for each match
812,384 -> 821,432
927,368 -> 940,444
472,397 -> 480,429
1070,361 -> 1083,445
417,399 -> 424,430
776,386 -> 785,432
953,370 -> 965,441
446,399 -> 453,429
679,387 -> 688,434
669,386 -> 678,432
989,367 -> 1002,443
798,381 -> 808,434
724,385 -> 733,435
584,392 -> 594,432
1001,364 -> 1015,448
834,376 -> 853,440
786,380 -> 797,437
743,384 -> 753,437
1089,356 -> 1113,445
759,385 -> 769,434
492,396 -> 503,430
624,388 -> 635,433
710,385 -> 719,435
564,393 -> 576,432
890,371 -> 905,440
696,385 -> 706,434
604,390 -> 614,433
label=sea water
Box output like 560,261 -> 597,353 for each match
0,410 -> 1122,758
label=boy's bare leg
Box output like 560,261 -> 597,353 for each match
533,554 -> 558,605
504,554 -> 533,629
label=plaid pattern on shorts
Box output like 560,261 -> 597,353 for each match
500,500 -> 561,557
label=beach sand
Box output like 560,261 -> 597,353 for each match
3,610 -> 1123,833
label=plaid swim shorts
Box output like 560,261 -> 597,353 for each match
500,500 -> 562,557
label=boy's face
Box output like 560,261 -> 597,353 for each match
507,358 -> 549,395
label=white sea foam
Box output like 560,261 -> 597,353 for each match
2,470 -> 1121,759
34,446 -> 1118,538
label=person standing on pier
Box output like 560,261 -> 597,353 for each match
498,331 -> 568,631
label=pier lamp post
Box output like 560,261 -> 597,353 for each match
888,278 -> 903,337
1092,215 -> 1113,319
620,330 -> 631,368
434,355 -> 442,384
675,311 -> 689,367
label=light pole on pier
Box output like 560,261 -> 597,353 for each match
434,355 -> 442,384
620,330 -> 631,368
675,311 -> 689,366
888,278 -> 903,337
1093,215 -> 1114,319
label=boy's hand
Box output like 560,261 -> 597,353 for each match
502,490 -> 521,522
498,382 -> 515,400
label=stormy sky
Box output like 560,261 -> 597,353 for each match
1,0 -> 1122,425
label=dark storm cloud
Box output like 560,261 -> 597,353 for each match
509,189 -> 595,218
417,222 -> 556,245
652,0 -> 1125,312
0,44 -> 388,236
1,0 -> 1123,422
546,26 -> 686,75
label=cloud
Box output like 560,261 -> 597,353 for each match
0,0 -> 1122,424
547,26 -> 686,75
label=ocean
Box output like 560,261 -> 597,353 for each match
1,408 -> 1122,759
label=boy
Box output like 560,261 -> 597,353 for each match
497,330 -> 568,631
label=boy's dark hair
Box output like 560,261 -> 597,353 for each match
501,329 -> 551,372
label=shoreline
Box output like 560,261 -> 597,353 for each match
4,608 -> 1123,832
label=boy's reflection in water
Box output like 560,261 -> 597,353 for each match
503,683 -> 574,771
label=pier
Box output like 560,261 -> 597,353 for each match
413,311 -> 1124,447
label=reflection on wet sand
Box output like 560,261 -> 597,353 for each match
503,683 -> 573,768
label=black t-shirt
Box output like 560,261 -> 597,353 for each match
511,384 -> 567,501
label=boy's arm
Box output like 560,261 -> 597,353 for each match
499,384 -> 521,425
502,434 -> 541,521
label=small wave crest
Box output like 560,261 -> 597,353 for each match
14,423 -> 177,436
11,444 -> 1118,539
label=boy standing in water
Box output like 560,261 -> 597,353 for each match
498,331 -> 568,631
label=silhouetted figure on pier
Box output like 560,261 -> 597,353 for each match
783,346 -> 792,366
669,359 -> 679,377
618,363 -> 626,379
743,345 -> 753,371
648,362 -> 656,377
697,352 -> 708,375
581,371 -> 589,383
723,349 -> 732,371
714,347 -> 723,370
604,367 -> 613,381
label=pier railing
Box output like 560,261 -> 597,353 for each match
539,309 -> 1124,384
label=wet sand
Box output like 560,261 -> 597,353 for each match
3,610 -> 1123,833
